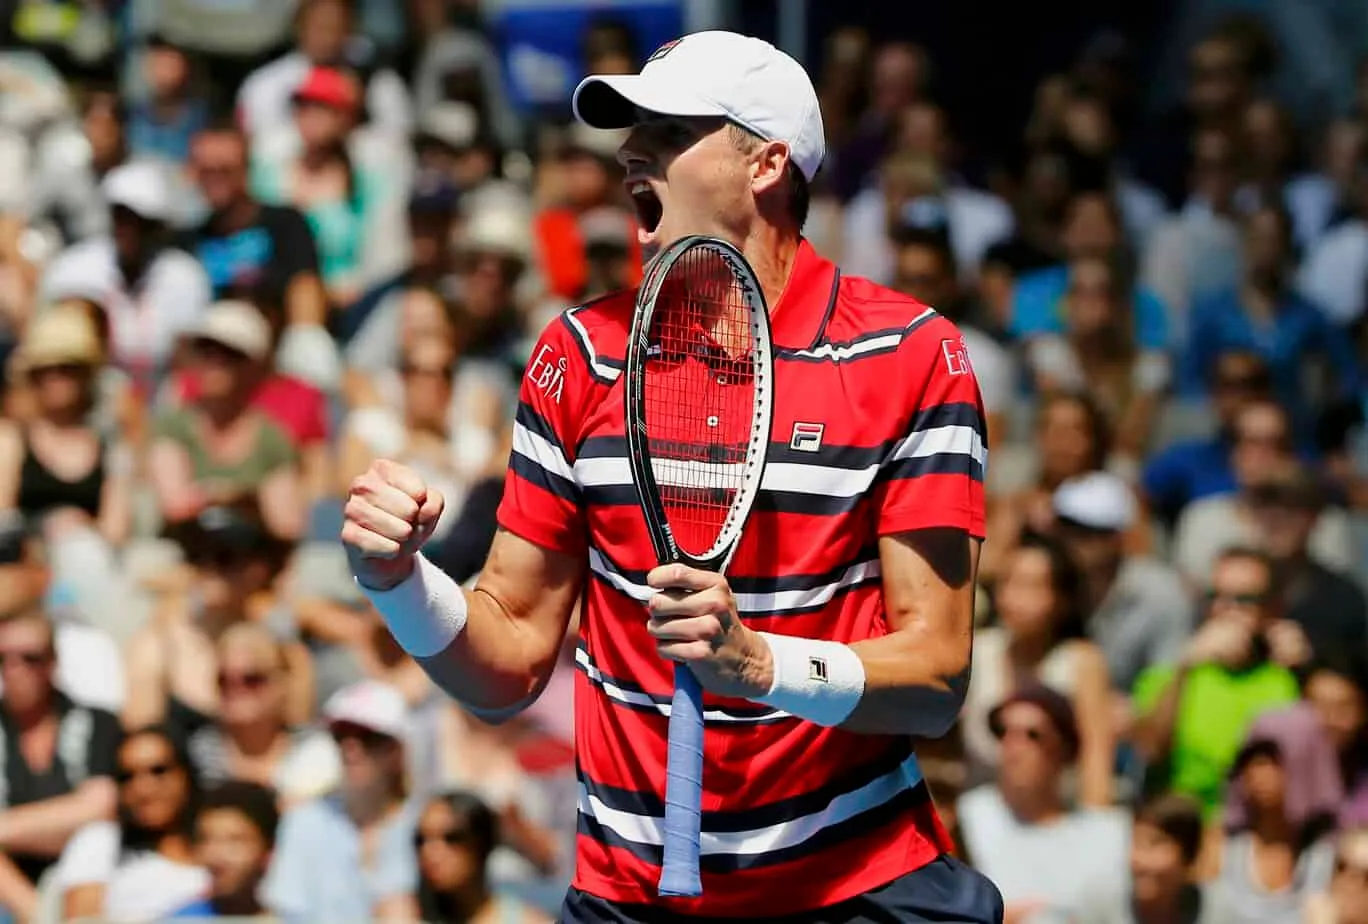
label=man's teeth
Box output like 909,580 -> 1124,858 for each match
630,181 -> 651,195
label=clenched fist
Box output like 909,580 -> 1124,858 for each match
342,459 -> 445,591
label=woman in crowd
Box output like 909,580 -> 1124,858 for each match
1212,732 -> 1339,922
1069,793 -> 1235,923
58,726 -> 209,922
250,65 -> 403,307
122,505 -> 314,735
1301,654 -> 1368,825
981,391 -> 1143,582
415,791 -> 551,924
187,622 -> 335,806
1024,254 -> 1169,472
962,532 -> 1115,805
0,306 -> 131,544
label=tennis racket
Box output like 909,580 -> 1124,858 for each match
624,235 -> 774,898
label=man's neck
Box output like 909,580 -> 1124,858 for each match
229,720 -> 283,758
740,225 -> 801,314
345,790 -> 400,829
211,886 -> 265,917
1000,785 -> 1065,826
3,694 -> 57,733
213,197 -> 260,234
1133,888 -> 1186,924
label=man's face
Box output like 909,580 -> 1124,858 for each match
1188,39 -> 1246,118
1056,519 -> 1123,575
191,133 -> 250,212
298,0 -> 350,64
620,114 -> 761,260
196,807 -> 270,899
1211,353 -> 1270,428
0,617 -> 55,714
1207,554 -> 1274,637
1130,822 -> 1188,904
1231,404 -> 1291,487
111,208 -> 155,267
331,723 -> 399,798
892,243 -> 955,309
1060,195 -> 1120,260
1191,130 -> 1239,212
996,702 -> 1068,798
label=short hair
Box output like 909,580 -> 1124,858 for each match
582,16 -> 638,67
1134,793 -> 1205,865
0,604 -> 55,654
197,781 -> 280,846
1304,650 -> 1368,699
728,123 -> 811,230
1213,545 -> 1275,585
892,227 -> 955,273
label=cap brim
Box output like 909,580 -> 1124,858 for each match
572,74 -> 727,129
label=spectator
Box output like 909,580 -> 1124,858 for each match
148,300 -> 305,541
1052,472 -> 1193,697
1010,191 -> 1170,354
126,34 -> 210,166
1139,126 -> 1243,332
1066,793 -> 1236,924
533,123 -> 640,303
1298,139 -> 1368,328
958,685 -> 1129,920
982,392 -> 1118,581
187,623 -> 335,806
0,306 -> 132,545
963,533 -> 1114,806
236,0 -> 413,140
406,4 -> 515,149
888,228 -> 1016,443
182,121 -> 328,329
416,790 -> 552,924
1248,464 -> 1367,663
1142,350 -> 1273,526
170,780 -> 280,919
1024,254 -> 1169,467
1304,826 -> 1368,924
830,41 -> 930,202
38,161 -> 212,398
1300,655 -> 1368,827
412,103 -> 509,208
1181,203 -> 1358,422
28,87 -> 127,245
57,725 -> 209,922
0,604 -> 119,922
450,200 -> 536,380
263,680 -> 420,922
250,65 -> 408,309
1213,734 -> 1337,921
1172,403 -> 1355,587
1132,547 -> 1301,817
122,505 -> 312,735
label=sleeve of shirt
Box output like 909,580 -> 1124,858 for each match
1133,288 -> 1171,350
1131,664 -> 1176,714
874,317 -> 988,538
54,820 -> 119,887
271,207 -> 321,280
260,806 -> 310,917
496,316 -> 591,556
373,817 -> 419,901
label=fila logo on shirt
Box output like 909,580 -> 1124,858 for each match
527,344 -> 567,404
790,421 -> 825,453
941,337 -> 973,377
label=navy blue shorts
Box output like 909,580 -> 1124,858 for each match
558,855 -> 1004,923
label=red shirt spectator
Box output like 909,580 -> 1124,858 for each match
174,371 -> 329,449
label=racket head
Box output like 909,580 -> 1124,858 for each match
625,236 -> 773,573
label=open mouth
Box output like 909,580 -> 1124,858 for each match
629,180 -> 663,235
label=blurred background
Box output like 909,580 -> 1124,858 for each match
0,0 -> 1367,922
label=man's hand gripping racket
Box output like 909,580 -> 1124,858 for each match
624,236 -> 774,897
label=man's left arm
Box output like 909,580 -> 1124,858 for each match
0,778 -> 117,856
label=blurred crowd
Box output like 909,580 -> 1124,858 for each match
0,1 -> 1366,923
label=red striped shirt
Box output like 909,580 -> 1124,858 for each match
497,240 -> 986,916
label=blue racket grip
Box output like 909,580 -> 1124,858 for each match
659,663 -> 704,897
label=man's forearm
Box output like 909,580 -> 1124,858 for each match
1132,667 -> 1189,765
0,852 -> 37,922
363,556 -> 561,720
0,781 -> 114,856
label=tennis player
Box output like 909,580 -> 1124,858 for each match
343,30 -> 1001,923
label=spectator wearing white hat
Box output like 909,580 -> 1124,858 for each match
38,161 -> 211,399
1052,472 -> 1194,696
146,300 -> 304,542
263,679 -> 421,924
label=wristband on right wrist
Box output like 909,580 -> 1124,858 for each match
357,554 -> 468,658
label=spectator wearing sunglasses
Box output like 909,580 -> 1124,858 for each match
1132,547 -> 1301,817
0,605 -> 121,923
415,790 -> 550,924
186,623 -> 335,807
1305,826 -> 1368,924
170,781 -> 280,920
57,725 -> 209,922
263,680 -> 420,923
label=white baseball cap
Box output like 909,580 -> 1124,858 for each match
323,679 -> 410,742
194,299 -> 272,361
572,30 -> 825,182
1053,471 -> 1136,532
101,162 -> 173,222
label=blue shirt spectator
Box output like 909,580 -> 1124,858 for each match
1142,437 -> 1238,522
127,99 -> 209,165
1011,264 -> 1172,351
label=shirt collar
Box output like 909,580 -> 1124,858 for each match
768,239 -> 840,350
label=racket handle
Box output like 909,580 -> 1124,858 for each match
659,663 -> 704,897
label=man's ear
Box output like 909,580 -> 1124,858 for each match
750,140 -> 791,198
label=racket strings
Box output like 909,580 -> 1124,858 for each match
644,248 -> 758,559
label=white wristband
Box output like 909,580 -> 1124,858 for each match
357,554 -> 468,658
754,632 -> 866,727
